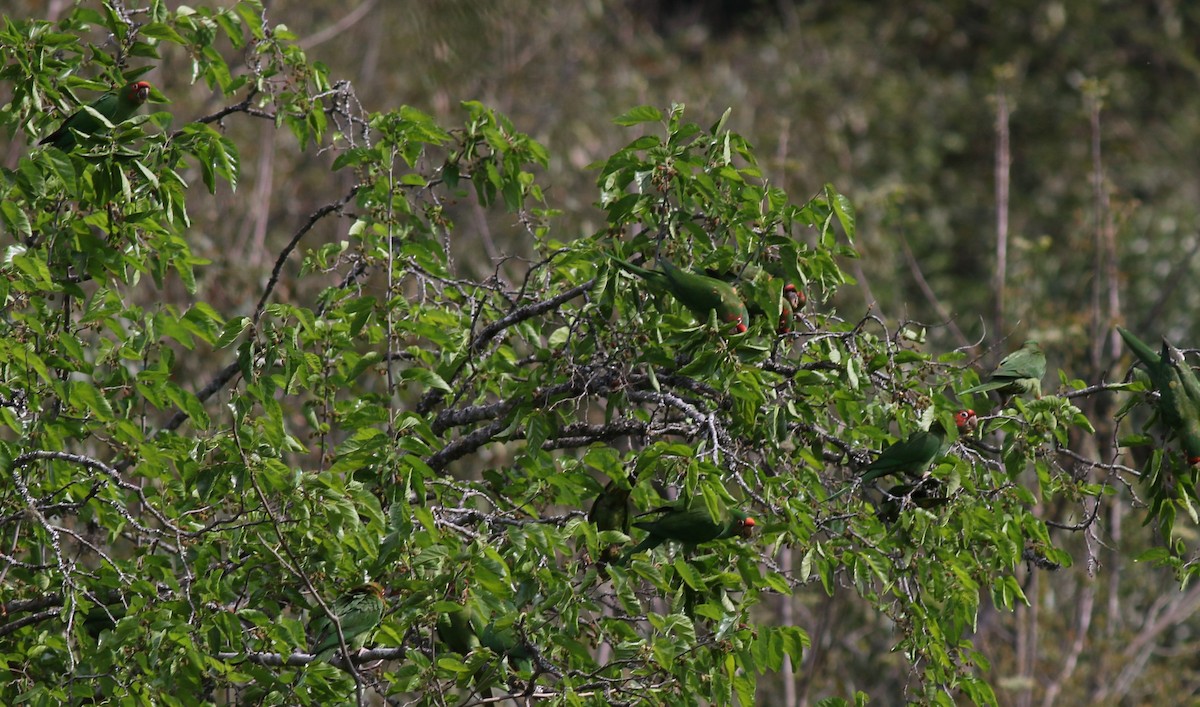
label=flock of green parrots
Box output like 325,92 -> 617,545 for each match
42,81 -> 1200,686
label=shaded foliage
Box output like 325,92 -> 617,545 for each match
3,2 -> 1200,706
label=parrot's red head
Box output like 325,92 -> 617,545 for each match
955,409 -> 978,431
1189,456 -> 1200,466
777,284 -> 805,333
736,516 -> 756,538
126,81 -> 152,105
783,283 -> 806,312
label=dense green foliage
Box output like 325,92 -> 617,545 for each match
3,2 -> 1200,706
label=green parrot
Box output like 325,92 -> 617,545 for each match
437,603 -> 482,654
478,620 -> 530,662
708,263 -> 806,333
1173,343 -> 1200,407
1117,326 -> 1200,464
436,602 -> 531,698
781,282 -> 805,328
40,80 -> 153,151
81,600 -> 127,640
587,479 -> 633,564
961,340 -> 1046,398
308,583 -> 385,661
613,256 -> 751,335
829,409 -> 977,500
620,501 -> 755,562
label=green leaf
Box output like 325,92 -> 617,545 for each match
0,201 -> 32,241
215,316 -> 251,349
672,557 -> 704,590
67,380 -> 115,422
613,105 -> 663,126
825,183 -> 856,241
400,367 -> 452,392
140,21 -> 187,44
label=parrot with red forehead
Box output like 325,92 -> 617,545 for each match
619,501 -> 756,563
708,262 -> 806,334
40,80 -> 152,151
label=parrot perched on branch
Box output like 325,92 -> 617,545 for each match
1117,326 -> 1200,465
828,409 -> 977,501
620,501 -> 755,563
961,340 -> 1046,398
308,583 -> 385,661
39,81 -> 153,152
613,256 -> 751,335
437,604 -> 481,655
587,479 -> 633,564
708,263 -> 806,333
436,602 -> 532,697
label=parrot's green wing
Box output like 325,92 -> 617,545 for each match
961,340 -> 1045,397
657,260 -> 750,334
634,505 -> 727,544
992,340 -> 1046,379
620,503 -> 755,563
613,256 -> 750,335
857,427 -> 946,484
707,263 -> 805,333
478,622 -> 531,662
309,583 -> 385,661
829,410 -> 977,501
436,605 -> 482,655
1119,327 -> 1167,378
82,600 -> 128,640
436,602 -> 514,698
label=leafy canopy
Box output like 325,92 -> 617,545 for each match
0,3 -> 1187,706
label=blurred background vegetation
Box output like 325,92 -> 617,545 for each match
10,0 -> 1200,703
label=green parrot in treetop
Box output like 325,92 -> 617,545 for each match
619,500 -> 756,563
308,582 -> 386,661
587,478 -> 633,564
81,599 -> 128,640
1118,326 -> 1200,465
477,620 -> 530,662
40,80 -> 153,152
436,602 -> 532,697
961,340 -> 1046,398
436,603 -> 481,655
613,256 -> 751,335
828,409 -> 977,501
707,263 -> 806,333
